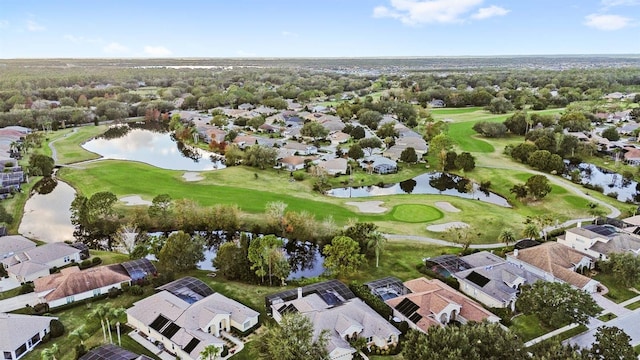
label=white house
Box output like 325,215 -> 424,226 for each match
268,280 -> 400,360
0,235 -> 36,261
34,265 -> 131,308
506,242 -> 600,293
278,156 -> 306,171
557,224 -> 640,261
2,243 -> 82,283
0,313 -> 57,360
127,277 -> 259,360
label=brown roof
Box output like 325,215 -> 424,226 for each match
511,242 -> 593,288
280,156 -> 306,166
34,265 -> 130,301
386,278 -> 497,332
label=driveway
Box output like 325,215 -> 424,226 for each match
0,292 -> 39,312
566,309 -> 640,349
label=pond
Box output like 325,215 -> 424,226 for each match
82,125 -> 225,171
18,178 -> 76,243
327,172 -> 511,207
566,163 -> 640,203
197,236 -> 325,280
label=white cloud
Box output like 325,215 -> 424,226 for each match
143,45 -> 172,57
601,0 -> 640,7
584,13 -> 633,30
372,0 -> 491,25
0,20 -> 9,28
103,42 -> 129,54
26,20 -> 45,31
64,35 -> 101,44
471,5 -> 509,19
281,31 -> 299,37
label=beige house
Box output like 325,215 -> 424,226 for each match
317,158 -> 348,175
506,242 -> 600,293
386,278 -> 499,333
0,313 -> 57,360
557,224 -> 640,261
127,277 -> 259,360
2,243 -> 82,283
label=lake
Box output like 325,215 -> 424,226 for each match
327,172 -> 511,207
82,126 -> 225,171
18,178 -> 76,243
567,163 -> 640,203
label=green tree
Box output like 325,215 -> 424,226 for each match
429,133 -> 455,170
224,144 -> 244,166
28,154 -> 55,177
599,252 -> 640,287
601,127 -> 620,141
157,231 -> 205,273
454,151 -> 476,172
399,147 -> 418,163
559,111 -> 590,132
343,222 -> 378,254
525,174 -> 552,200
366,231 -> 387,268
148,194 -> 172,227
510,184 -> 528,199
522,223 -> 540,240
358,109 -> 383,130
323,236 -> 365,276
376,121 -> 398,139
590,326 -> 635,360
347,144 -> 364,160
41,344 -> 60,360
486,97 -> 514,114
301,121 -> 329,141
248,235 -> 286,285
517,282 -> 600,328
257,313 -> 329,360
200,344 -> 222,360
350,125 -> 366,140
510,142 -> 538,163
402,322 -> 528,360
0,204 -> 14,225
358,137 -> 383,156
498,229 -> 516,246
244,144 -> 277,169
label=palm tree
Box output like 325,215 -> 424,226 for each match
367,231 -> 387,268
200,344 -> 221,360
522,223 -> 539,240
41,344 -> 59,360
68,325 -> 89,346
498,229 -> 516,246
106,307 -> 126,344
89,303 -> 110,343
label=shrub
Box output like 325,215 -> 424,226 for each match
92,257 -> 102,265
349,282 -> 392,320
107,287 -> 122,298
49,266 -> 59,274
33,303 -> 50,315
128,285 -> 144,296
49,319 -> 65,338
20,282 -> 34,294
293,172 -> 305,181
606,192 -> 619,199
79,259 -> 92,269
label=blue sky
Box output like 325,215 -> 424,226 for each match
0,0 -> 639,58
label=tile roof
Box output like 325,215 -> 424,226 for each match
34,265 -> 131,301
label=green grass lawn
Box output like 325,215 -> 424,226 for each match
625,300 -> 640,310
594,272 -> 639,303
447,121 -> 497,153
430,106 -> 483,115
597,312 -> 618,321
510,314 -> 553,342
49,125 -> 107,164
391,204 -> 443,223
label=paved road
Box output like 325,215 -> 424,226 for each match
566,309 -> 640,349
0,292 -> 39,313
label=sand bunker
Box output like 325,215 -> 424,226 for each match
435,201 -> 461,213
120,195 -> 152,206
183,172 -> 204,181
426,221 -> 469,232
346,201 -> 388,214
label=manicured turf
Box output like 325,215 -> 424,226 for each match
50,125 -> 108,164
594,272 -> 639,303
391,204 -> 443,223
447,121 -> 496,153
430,107 -> 483,115
510,314 -> 553,342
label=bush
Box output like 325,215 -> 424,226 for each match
33,303 -> 50,315
293,172 -> 305,181
20,282 -> 34,294
79,259 -> 92,269
92,257 -> 102,265
49,319 -> 65,338
349,282 -> 392,320
128,285 -> 144,296
107,287 -> 122,298
606,192 -> 619,199
49,266 -> 59,274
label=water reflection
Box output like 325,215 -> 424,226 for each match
328,172 -> 511,207
82,127 -> 225,171
567,163 -> 640,203
19,179 -> 75,243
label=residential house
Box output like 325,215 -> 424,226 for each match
232,135 -> 258,149
384,136 -> 428,161
0,313 -> 57,360
127,277 -> 259,360
557,224 -> 640,261
329,131 -> 350,144
623,147 -> 640,165
238,103 -> 255,111
278,156 -> 306,171
283,142 -> 318,155
360,156 -> 397,174
386,278 -> 500,333
619,123 -> 639,136
0,235 -> 36,261
34,265 -> 131,308
196,125 -> 226,144
258,122 -> 280,134
506,242 -> 600,293
452,251 -> 543,310
267,280 -> 400,360
317,158 -> 348,176
2,243 -> 82,283
429,99 -> 446,108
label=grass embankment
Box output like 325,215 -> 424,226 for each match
49,125 -> 107,164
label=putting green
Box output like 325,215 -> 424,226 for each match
391,204 -> 443,223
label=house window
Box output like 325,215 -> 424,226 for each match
387,336 -> 394,344
93,289 -> 101,296
243,320 -> 250,329
31,333 -> 40,345
366,336 -> 373,343
66,296 -> 74,304
64,256 -> 70,262
4,351 -> 12,360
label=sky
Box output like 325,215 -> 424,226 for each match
0,0 -> 639,58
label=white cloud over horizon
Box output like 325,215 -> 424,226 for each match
601,0 -> 640,7
143,45 -> 172,57
471,5 -> 509,19
103,42 -> 129,54
584,13 -> 634,30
